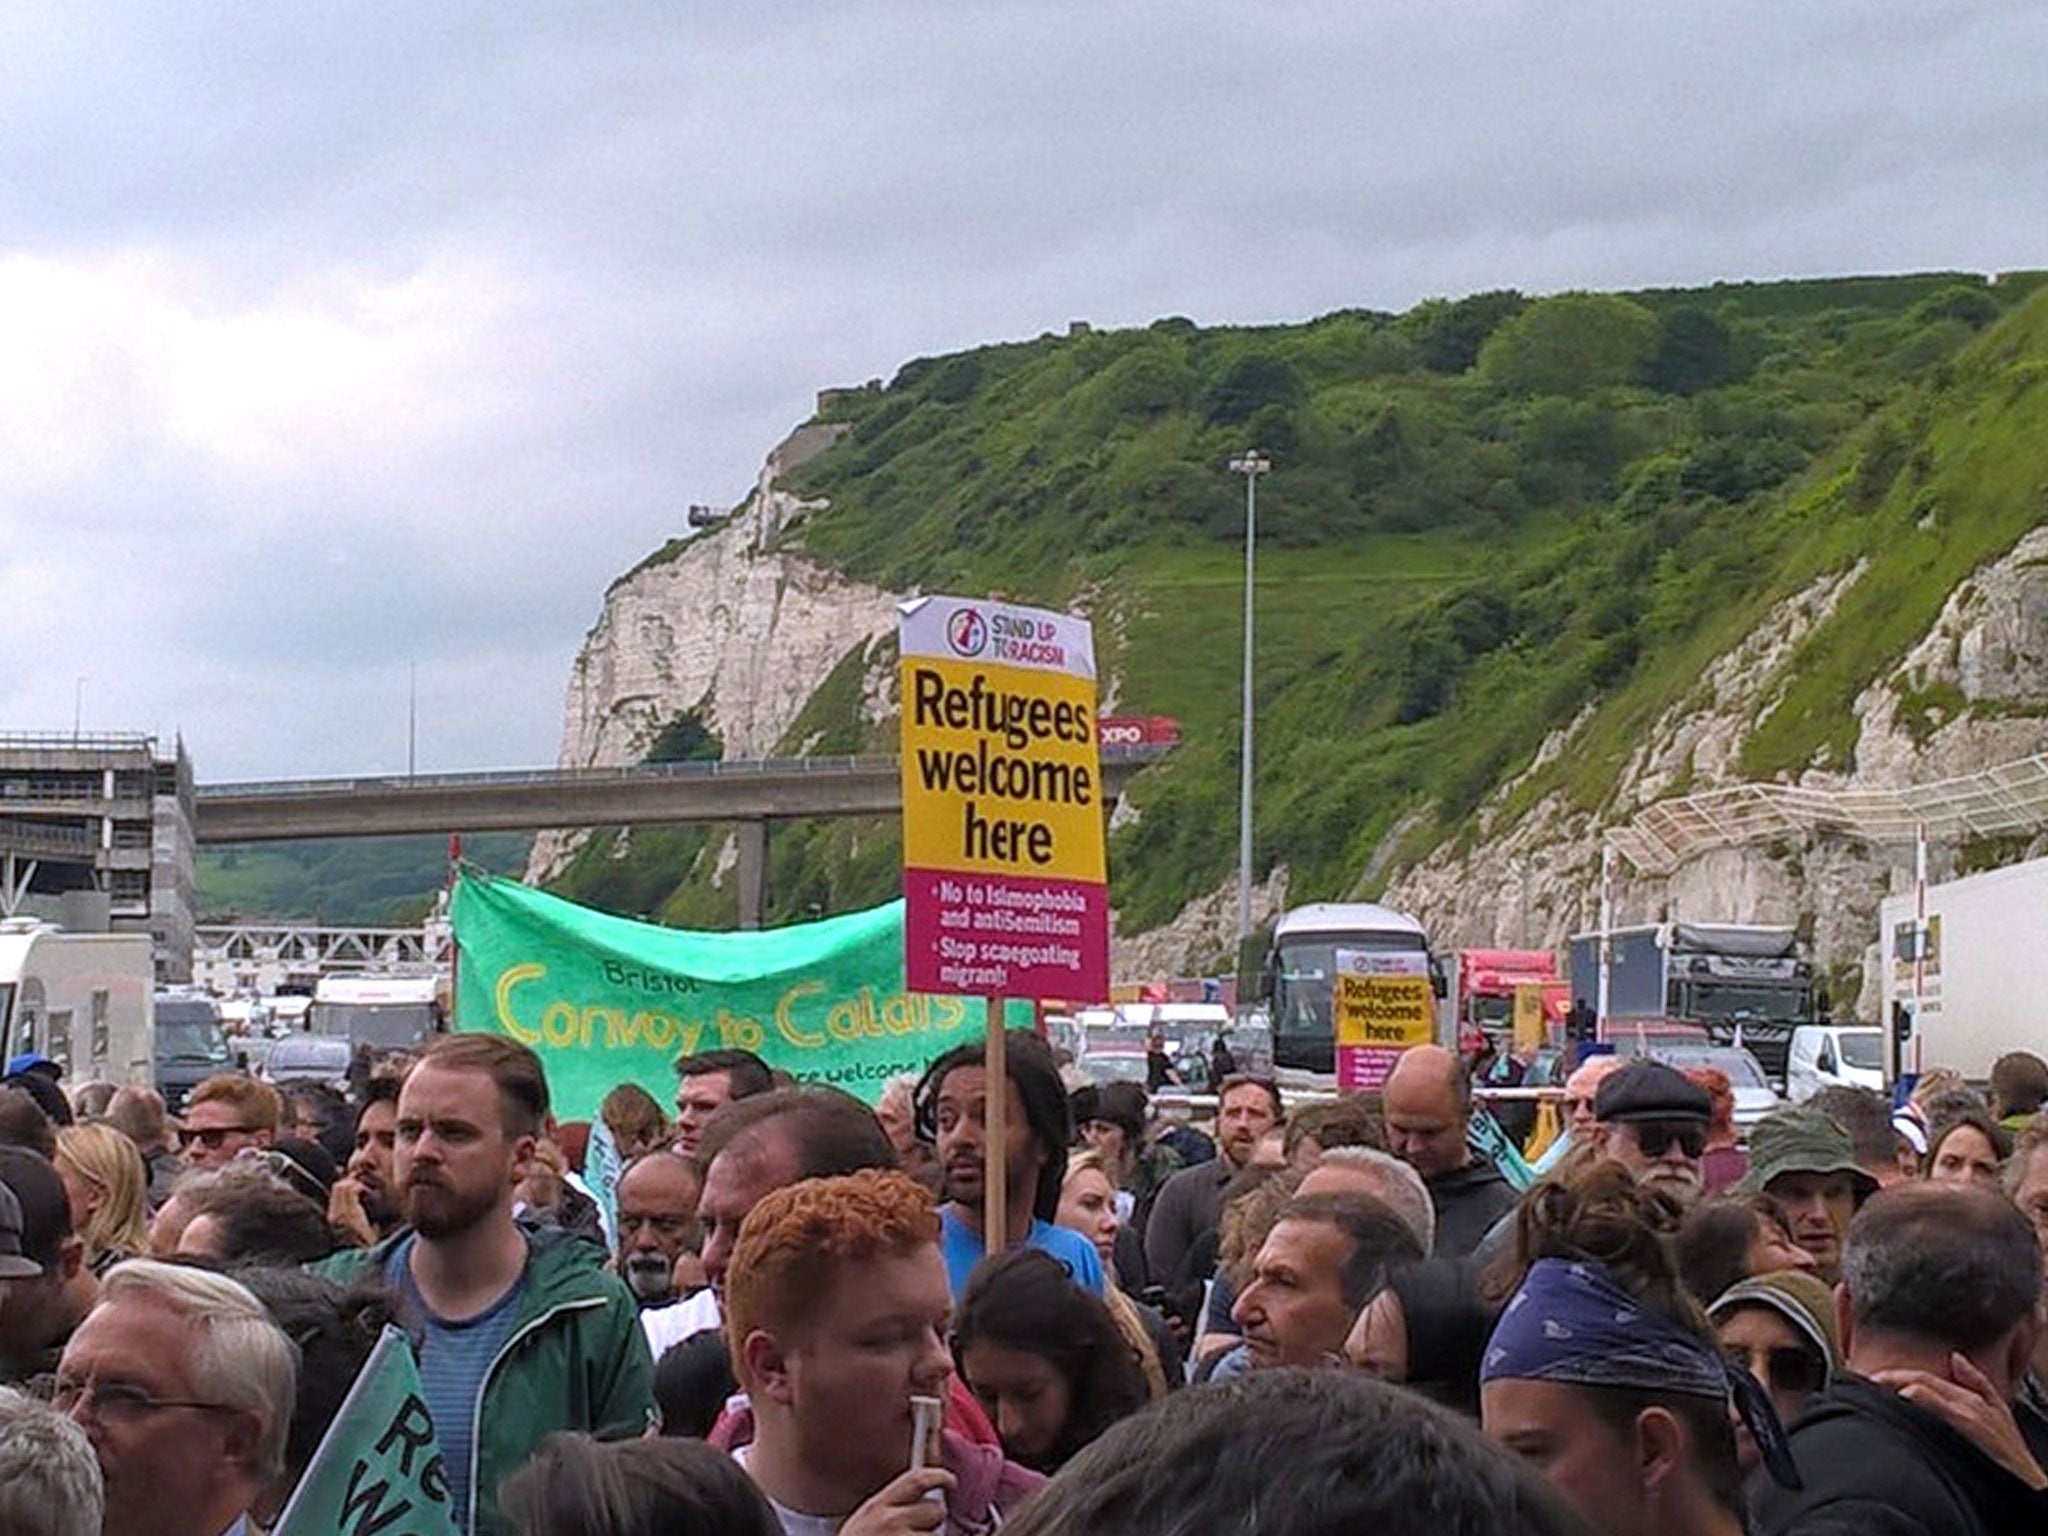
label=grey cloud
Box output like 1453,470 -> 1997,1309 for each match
3,1 -> 2044,781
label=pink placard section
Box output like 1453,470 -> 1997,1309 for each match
1337,1045 -> 1403,1091
905,866 -> 1109,1002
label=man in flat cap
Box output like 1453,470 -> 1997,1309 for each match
1592,1058 -> 1713,1209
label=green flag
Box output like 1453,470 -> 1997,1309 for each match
273,1326 -> 458,1536
451,872 -> 1026,1119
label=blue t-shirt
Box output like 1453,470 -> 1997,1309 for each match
939,1207 -> 1105,1297
387,1236 -> 530,1530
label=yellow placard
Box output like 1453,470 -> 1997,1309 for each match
1513,983 -> 1546,1052
1334,972 -> 1434,1048
899,655 -> 1105,882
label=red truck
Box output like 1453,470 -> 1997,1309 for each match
1439,947 -> 1568,1050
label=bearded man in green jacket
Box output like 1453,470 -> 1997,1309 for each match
316,1034 -> 652,1536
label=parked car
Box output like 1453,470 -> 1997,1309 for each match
262,1034 -> 352,1091
1615,1039 -> 1781,1129
1077,1046 -> 1153,1088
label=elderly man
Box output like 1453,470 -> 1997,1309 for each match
56,1259 -> 295,1536
1383,1046 -> 1517,1258
1529,1053 -> 1626,1176
0,1383 -> 102,1536
1192,1145 -> 1438,1367
1744,1106 -> 1878,1284
614,1150 -> 702,1309
1591,1059 -> 1712,1208
1230,1191 -> 1425,1369
1756,1184 -> 2048,1535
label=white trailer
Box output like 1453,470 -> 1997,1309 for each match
1880,856 -> 2048,1081
0,919 -> 154,1085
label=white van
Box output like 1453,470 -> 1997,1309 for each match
1786,1024 -> 1886,1102
0,920 -> 154,1085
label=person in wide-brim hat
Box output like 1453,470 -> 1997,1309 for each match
1741,1106 -> 1877,1283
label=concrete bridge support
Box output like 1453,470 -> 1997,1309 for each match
735,820 -> 769,930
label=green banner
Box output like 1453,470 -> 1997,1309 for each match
452,872 -> 1020,1118
273,1326 -> 457,1536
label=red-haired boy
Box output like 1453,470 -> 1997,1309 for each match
725,1169 -> 1042,1533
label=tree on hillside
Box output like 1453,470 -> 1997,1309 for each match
1644,306 -> 1752,394
1479,293 -> 1658,396
1397,290 -> 1527,372
1908,284 -> 2001,330
1204,351 -> 1303,425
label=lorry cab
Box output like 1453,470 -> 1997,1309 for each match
1440,947 -> 1568,1048
1785,1023 -> 1886,1103
309,973 -> 444,1051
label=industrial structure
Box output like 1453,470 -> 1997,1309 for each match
0,733 -> 197,981
191,918 -> 451,997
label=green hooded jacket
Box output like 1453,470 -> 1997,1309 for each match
314,1225 -> 654,1536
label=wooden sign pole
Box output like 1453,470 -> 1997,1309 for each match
984,996 -> 1007,1249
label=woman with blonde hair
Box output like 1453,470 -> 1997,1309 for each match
53,1121 -> 150,1273
1057,1149 -> 1176,1395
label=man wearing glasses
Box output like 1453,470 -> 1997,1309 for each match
1589,1059 -> 1714,1209
176,1075 -> 281,1172
52,1259 -> 294,1536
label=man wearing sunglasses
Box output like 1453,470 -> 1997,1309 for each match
1590,1060 -> 1713,1209
176,1075 -> 281,1172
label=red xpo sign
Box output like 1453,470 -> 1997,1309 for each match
1097,715 -> 1180,747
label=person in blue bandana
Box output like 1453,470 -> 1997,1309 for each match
1479,1165 -> 1796,1536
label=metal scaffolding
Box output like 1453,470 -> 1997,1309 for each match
1609,753 -> 2048,874
193,922 -> 450,971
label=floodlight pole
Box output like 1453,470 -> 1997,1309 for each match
1229,452 -> 1270,950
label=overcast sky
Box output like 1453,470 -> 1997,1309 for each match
5,0 -> 2043,781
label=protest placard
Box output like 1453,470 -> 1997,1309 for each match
272,1326 -> 456,1536
897,595 -> 1109,1003
1334,949 -> 1436,1090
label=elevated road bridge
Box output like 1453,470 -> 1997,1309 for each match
194,746 -> 1170,927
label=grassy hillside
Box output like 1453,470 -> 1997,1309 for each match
557,272 -> 2048,955
197,833 -> 532,924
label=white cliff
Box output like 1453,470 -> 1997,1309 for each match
1387,528 -> 2048,1005
527,419 -> 904,881
533,410 -> 2048,1001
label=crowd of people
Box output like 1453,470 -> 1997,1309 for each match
0,1027 -> 2045,1536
